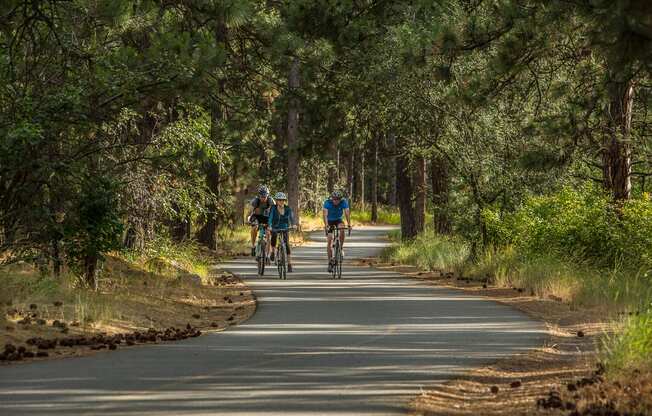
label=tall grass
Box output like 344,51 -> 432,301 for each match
382,231 -> 469,272
350,205 -> 401,225
603,307 -> 652,373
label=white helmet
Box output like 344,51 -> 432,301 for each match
274,192 -> 287,200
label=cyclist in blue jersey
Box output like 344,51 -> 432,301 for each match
268,192 -> 296,272
323,190 -> 351,272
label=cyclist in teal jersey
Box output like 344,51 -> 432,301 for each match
323,190 -> 351,272
268,192 -> 296,272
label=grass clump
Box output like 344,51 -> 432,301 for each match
603,307 -> 652,373
350,205 -> 401,225
382,231 -> 469,272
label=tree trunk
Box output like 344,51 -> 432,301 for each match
371,135 -> 379,223
430,154 -> 451,234
198,105 -> 222,250
84,252 -> 98,290
602,78 -> 634,201
387,132 -> 398,206
287,57 -> 301,228
413,156 -> 426,234
327,140 -> 338,193
356,144 -> 365,210
396,144 -> 418,241
199,19 -> 228,249
347,150 -> 355,200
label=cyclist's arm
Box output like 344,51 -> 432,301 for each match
345,208 -> 351,227
322,208 -> 329,228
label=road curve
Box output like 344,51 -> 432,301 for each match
0,226 -> 546,415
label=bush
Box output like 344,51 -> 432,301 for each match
485,186 -> 652,271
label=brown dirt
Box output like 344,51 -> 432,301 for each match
356,259 -> 651,416
1,258 -> 256,365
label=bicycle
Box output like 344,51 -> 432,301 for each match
328,225 -> 351,279
272,228 -> 292,280
252,221 -> 268,276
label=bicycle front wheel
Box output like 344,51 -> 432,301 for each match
257,242 -> 266,276
332,241 -> 339,279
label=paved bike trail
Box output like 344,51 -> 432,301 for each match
0,226 -> 546,415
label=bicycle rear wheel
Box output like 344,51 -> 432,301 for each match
337,243 -> 343,279
277,246 -> 286,279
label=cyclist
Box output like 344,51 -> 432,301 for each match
323,190 -> 351,272
268,192 -> 295,272
247,185 -> 275,257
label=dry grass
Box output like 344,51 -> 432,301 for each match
1,251 -> 255,363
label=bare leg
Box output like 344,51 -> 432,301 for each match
339,225 -> 346,250
250,227 -> 257,248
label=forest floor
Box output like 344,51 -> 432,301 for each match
0,254 -> 256,364
355,259 -> 652,416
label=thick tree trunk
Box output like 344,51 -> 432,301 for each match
287,57 -> 301,228
396,145 -> 418,241
602,78 -> 634,201
198,104 -> 222,250
413,156 -> 426,234
371,135 -> 379,223
430,154 -> 451,234
199,19 -> 228,249
387,132 -> 398,206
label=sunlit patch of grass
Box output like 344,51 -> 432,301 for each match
603,307 -> 652,373
0,267 -> 119,327
382,230 -> 469,272
121,237 -> 211,278
350,205 -> 400,225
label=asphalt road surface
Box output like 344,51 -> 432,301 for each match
0,226 -> 547,415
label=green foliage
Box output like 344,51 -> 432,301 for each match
485,187 -> 652,271
63,177 -> 124,276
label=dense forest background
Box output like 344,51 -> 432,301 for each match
1,0 -> 651,293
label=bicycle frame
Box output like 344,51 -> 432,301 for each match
255,223 -> 268,276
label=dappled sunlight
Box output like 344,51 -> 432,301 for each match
0,227 -> 546,415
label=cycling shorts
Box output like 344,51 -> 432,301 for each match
271,230 -> 291,254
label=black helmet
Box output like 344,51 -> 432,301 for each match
331,190 -> 344,199
258,185 -> 270,197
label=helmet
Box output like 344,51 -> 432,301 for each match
258,185 -> 270,197
331,190 -> 344,199
275,192 -> 287,200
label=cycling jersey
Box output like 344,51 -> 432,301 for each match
323,198 -> 349,221
251,196 -> 275,216
268,205 -> 294,230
